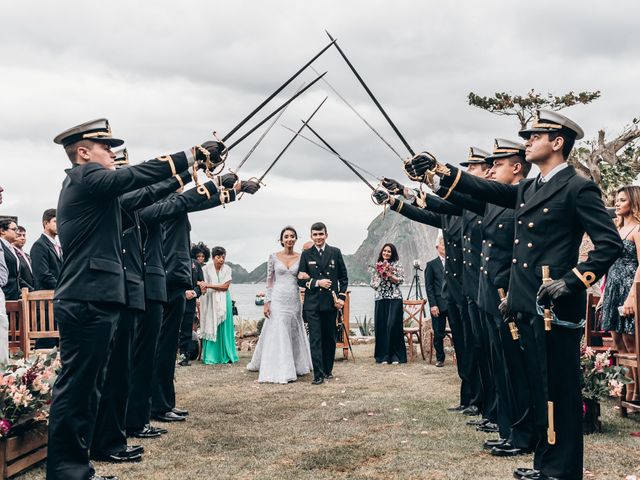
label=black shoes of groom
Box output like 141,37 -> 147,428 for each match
312,372 -> 333,384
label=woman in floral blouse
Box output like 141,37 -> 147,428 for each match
370,243 -> 406,364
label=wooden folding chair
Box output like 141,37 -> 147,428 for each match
584,292 -> 615,353
5,300 -> 28,357
615,282 -> 640,417
20,288 -> 57,359
403,299 -> 426,361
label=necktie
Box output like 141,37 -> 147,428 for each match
318,249 -> 323,257
54,243 -> 62,258
536,176 -> 545,190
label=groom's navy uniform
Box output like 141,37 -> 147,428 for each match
298,244 -> 348,381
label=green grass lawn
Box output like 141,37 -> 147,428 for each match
19,344 -> 640,479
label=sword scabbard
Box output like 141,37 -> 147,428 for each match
547,400 -> 556,445
542,266 -> 553,332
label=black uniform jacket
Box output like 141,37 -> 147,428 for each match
390,196 -> 465,306
54,153 -> 190,304
17,252 -> 34,291
118,170 -> 192,311
1,242 -> 24,300
438,164 -> 623,322
138,181 -> 225,300
30,234 -> 62,290
185,260 -> 204,314
435,189 -> 514,318
425,257 -> 446,313
298,245 -> 348,312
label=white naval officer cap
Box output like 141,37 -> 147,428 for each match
460,146 -> 490,167
53,118 -> 125,148
519,109 -> 584,140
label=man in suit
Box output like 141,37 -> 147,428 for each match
297,222 -> 348,385
46,118 -> 221,480
404,110 -> 623,480
30,208 -> 63,291
13,226 -> 34,290
0,189 -> 9,364
425,236 -> 447,367
0,218 -> 25,300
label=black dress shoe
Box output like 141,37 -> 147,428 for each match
462,405 -> 480,416
127,445 -> 144,455
477,422 -> 499,433
483,438 -> 507,450
446,405 -> 467,412
92,448 -> 142,463
128,425 -> 162,438
466,418 -> 488,426
90,475 -> 119,480
172,407 -> 189,416
149,424 -> 168,435
491,444 -> 531,457
513,468 -> 540,479
152,411 -> 186,422
435,361 -> 444,367
311,377 -> 324,385
324,373 -> 334,379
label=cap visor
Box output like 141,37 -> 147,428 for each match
94,137 -> 125,147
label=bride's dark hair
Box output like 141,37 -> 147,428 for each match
279,226 -> 298,247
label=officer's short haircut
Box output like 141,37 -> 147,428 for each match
42,208 -> 56,225
509,156 -> 533,177
547,131 -> 575,160
310,222 -> 327,234
16,225 -> 25,233
64,139 -> 95,162
211,246 -> 226,258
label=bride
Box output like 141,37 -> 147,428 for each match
247,226 -> 313,383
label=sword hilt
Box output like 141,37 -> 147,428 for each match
542,266 -> 553,331
237,176 -> 265,201
498,288 -> 519,340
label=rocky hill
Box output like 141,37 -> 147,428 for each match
232,209 -> 440,285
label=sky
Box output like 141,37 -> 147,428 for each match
1,1 -> 639,270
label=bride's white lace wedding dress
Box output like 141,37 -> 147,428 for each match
247,253 -> 313,383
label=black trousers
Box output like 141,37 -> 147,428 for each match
305,309 -> 336,379
152,289 -> 186,415
500,314 -> 537,451
521,313 -> 583,480
373,298 -> 407,364
179,306 -> 196,356
91,308 -> 139,457
431,311 -> 447,363
127,300 -> 163,432
468,298 -> 494,421
483,310 -> 513,440
446,299 -> 480,407
47,300 -> 120,480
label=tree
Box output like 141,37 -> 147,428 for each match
467,89 -> 600,129
468,89 -> 640,202
569,119 -> 640,201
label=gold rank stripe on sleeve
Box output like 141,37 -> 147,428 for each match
394,200 -> 404,213
197,184 -> 212,200
157,155 -> 177,176
442,168 -> 462,201
219,189 -> 231,204
572,267 -> 596,289
174,173 -> 184,189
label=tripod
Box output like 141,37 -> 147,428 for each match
406,261 -> 424,300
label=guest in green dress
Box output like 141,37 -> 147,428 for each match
199,246 -> 238,364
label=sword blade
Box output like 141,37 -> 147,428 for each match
258,96 -> 329,183
281,124 -> 375,191
222,39 -> 336,142
309,66 -> 403,161
227,71 -> 327,152
325,30 -> 415,156
232,83 -> 305,174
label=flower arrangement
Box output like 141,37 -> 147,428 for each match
0,351 -> 59,437
375,261 -> 396,280
580,345 -> 630,402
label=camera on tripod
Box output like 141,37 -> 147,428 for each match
407,259 -> 424,300
412,259 -> 422,271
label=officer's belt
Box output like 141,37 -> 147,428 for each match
535,302 -> 586,330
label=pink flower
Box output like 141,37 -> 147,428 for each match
584,346 -> 595,358
0,419 -> 11,436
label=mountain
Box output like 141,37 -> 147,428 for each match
232,209 -> 440,285
344,209 -> 440,284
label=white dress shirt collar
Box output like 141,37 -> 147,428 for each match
540,162 -> 569,183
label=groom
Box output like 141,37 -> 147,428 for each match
298,222 -> 348,385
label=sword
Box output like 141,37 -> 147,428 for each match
540,265 -> 556,445
309,66 -> 404,161
280,125 -> 375,191
498,288 -> 519,341
541,266 -> 553,332
221,39 -> 336,142
325,30 -> 415,156
230,83 -> 305,176
225,72 -> 327,152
